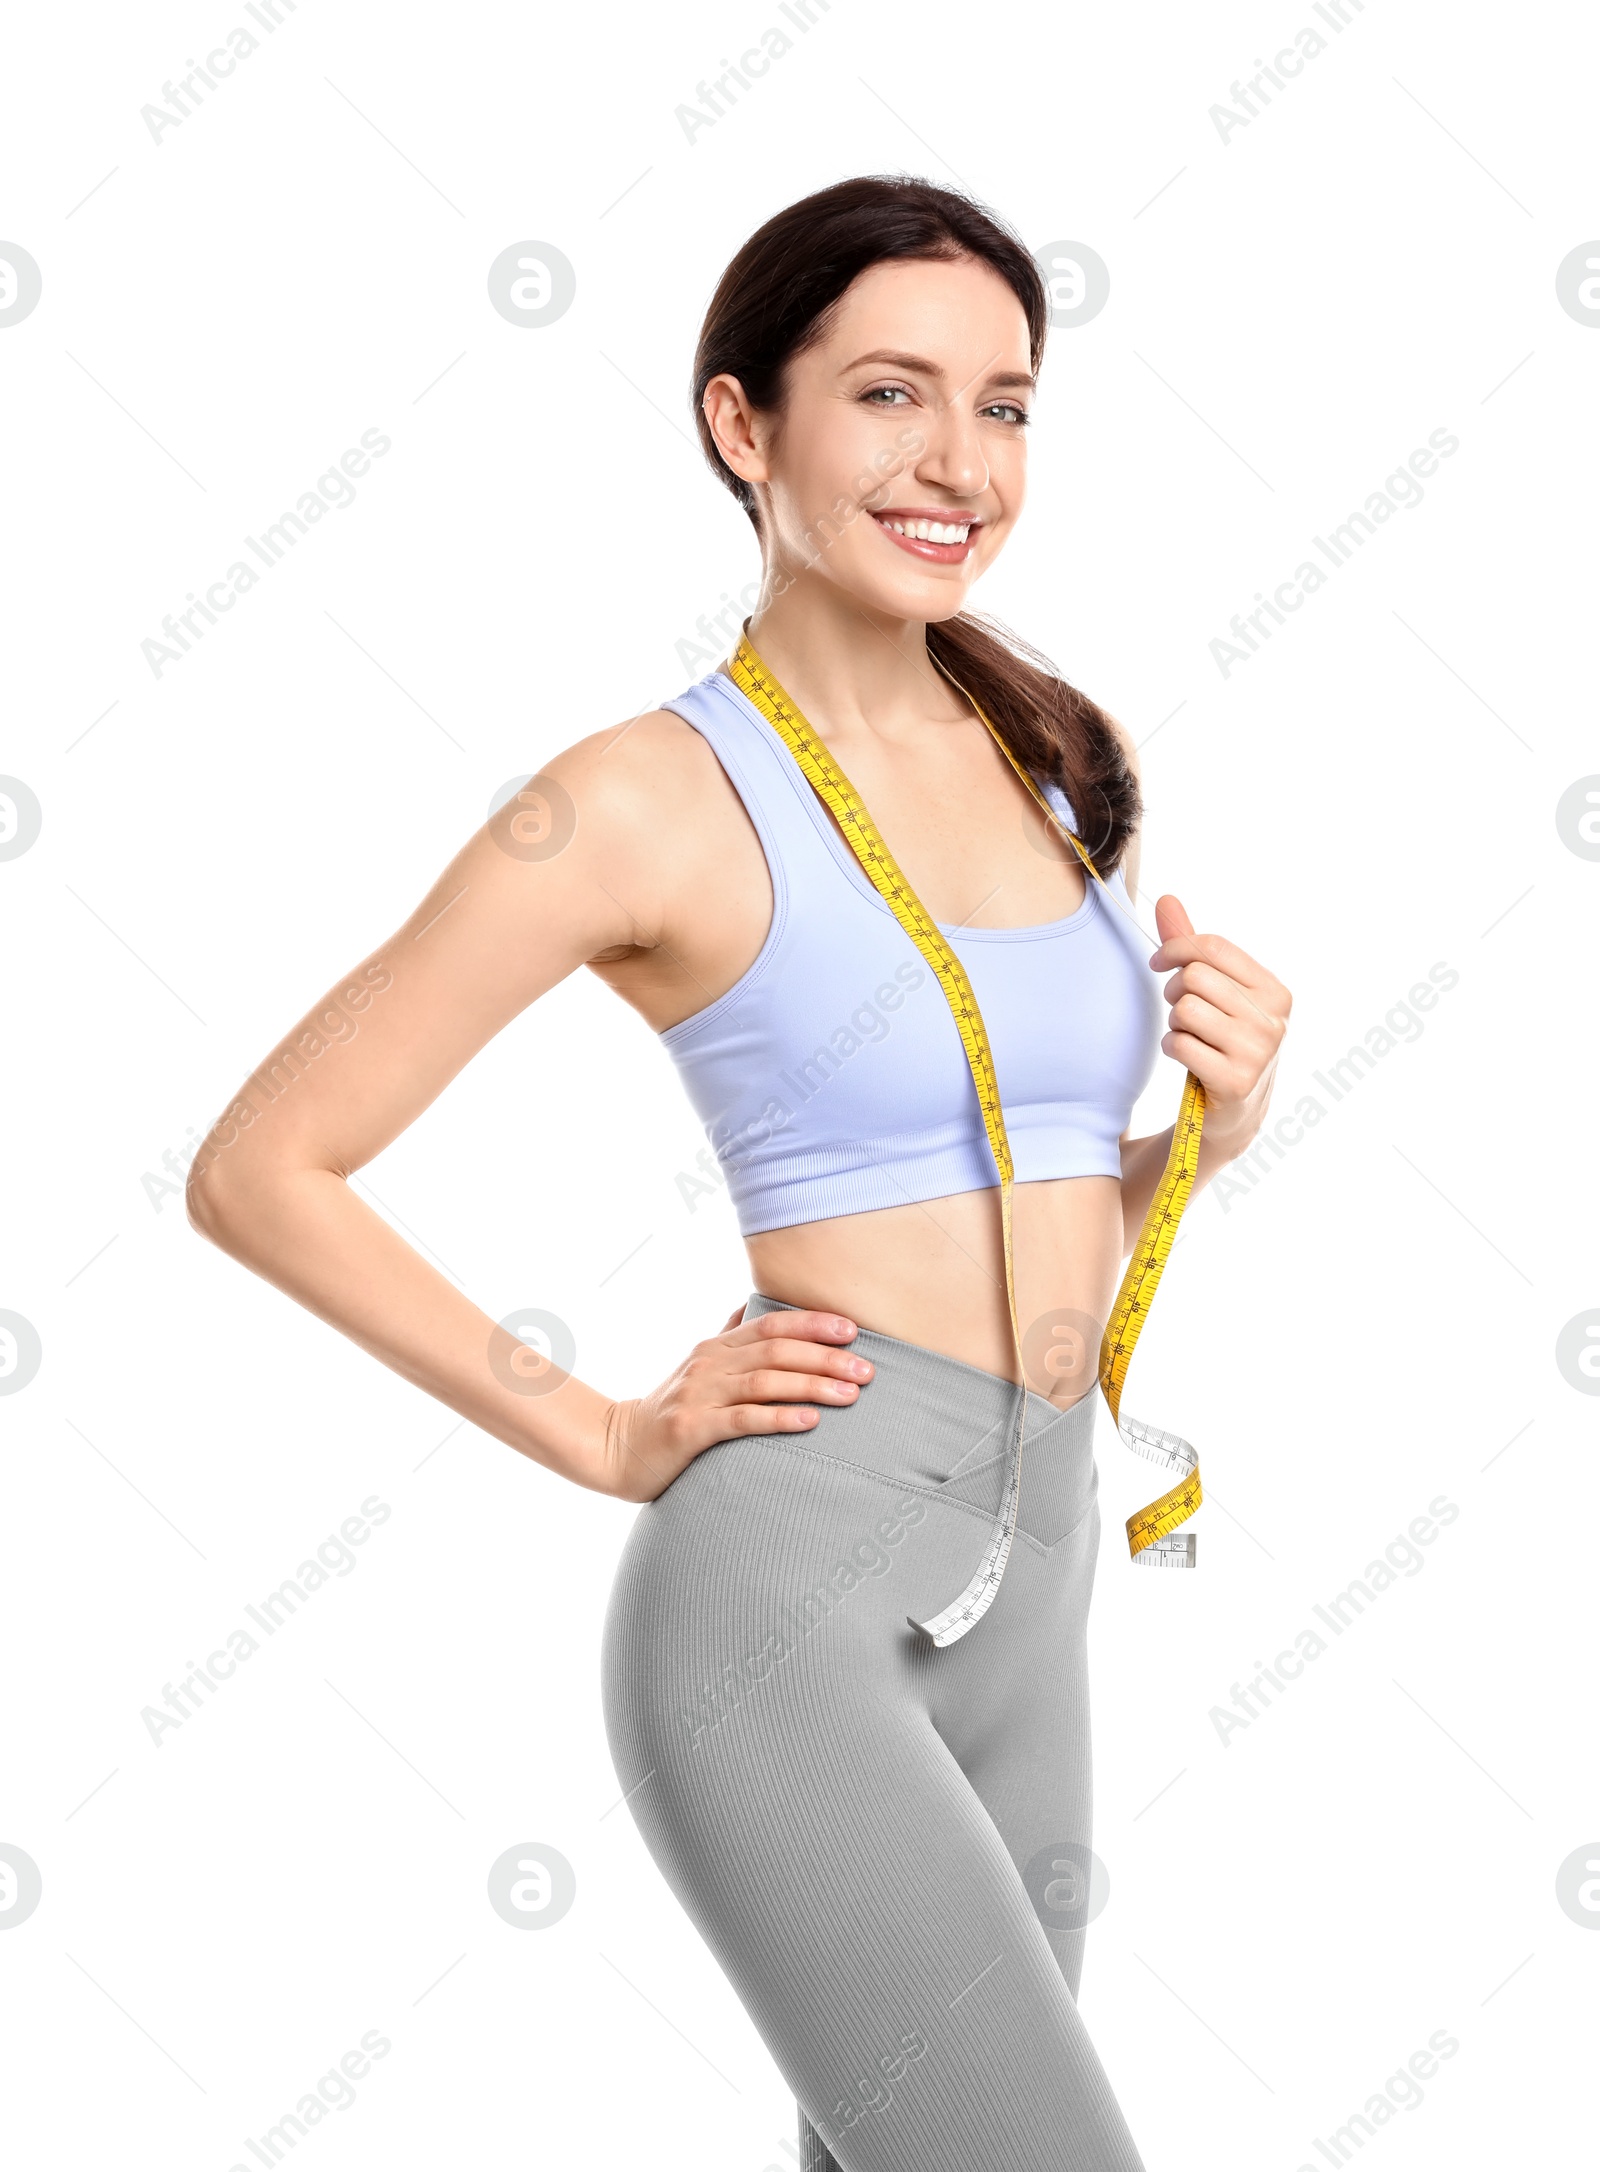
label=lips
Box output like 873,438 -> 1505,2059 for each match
869,508 -> 983,564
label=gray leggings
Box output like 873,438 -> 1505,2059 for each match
601,1294 -> 1146,2172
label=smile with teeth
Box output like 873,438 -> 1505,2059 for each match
869,509 -> 984,563
879,515 -> 972,543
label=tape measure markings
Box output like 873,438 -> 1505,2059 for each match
728,636 -> 1205,1637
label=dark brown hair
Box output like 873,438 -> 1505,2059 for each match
691,174 -> 1139,866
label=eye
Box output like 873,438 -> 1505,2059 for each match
981,400 -> 1030,426
859,383 -> 914,406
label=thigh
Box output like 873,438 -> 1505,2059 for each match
601,1443 -> 1143,2172
932,1495 -> 1104,2002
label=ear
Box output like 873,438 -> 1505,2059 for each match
702,372 -> 770,491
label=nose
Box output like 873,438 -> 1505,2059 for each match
911,392 -> 989,501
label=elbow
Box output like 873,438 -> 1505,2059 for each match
184,1132 -> 263,1248
185,1135 -> 337,1252
184,1153 -> 234,1245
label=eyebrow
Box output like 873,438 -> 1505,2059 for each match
843,348 -> 1037,391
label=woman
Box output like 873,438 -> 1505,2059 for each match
188,177 -> 1289,2170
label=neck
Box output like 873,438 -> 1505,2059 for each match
738,564 -> 969,742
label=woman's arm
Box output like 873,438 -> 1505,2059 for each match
186,718 -> 874,1500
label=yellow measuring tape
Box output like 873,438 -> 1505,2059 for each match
728,633 -> 1206,1647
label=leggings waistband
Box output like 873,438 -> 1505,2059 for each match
741,1291 -> 1096,1496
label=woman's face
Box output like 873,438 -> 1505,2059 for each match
706,253 -> 1036,622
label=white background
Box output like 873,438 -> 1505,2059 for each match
2,1 -> 1595,2166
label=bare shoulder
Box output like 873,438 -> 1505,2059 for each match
537,705 -> 738,877
538,705 -> 723,825
528,698 -> 767,967
517,693 -> 771,1023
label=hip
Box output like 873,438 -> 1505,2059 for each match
601,1294 -> 1103,1745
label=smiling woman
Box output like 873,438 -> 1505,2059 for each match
187,172 -> 1289,2172
689,191 -> 1143,882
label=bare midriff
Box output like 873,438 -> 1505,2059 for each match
745,1172 -> 1123,1409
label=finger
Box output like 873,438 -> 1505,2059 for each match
1149,927 -> 1273,988
723,1335 -> 874,1382
1161,1028 -> 1263,1096
1162,960 -> 1288,1045
731,1371 -> 861,1409
1152,893 -> 1194,946
719,1402 -> 823,1438
1160,957 -> 1267,1021
720,1305 -> 747,1332
1165,990 -> 1240,1050
728,1366 -> 865,1405
724,1307 -> 860,1349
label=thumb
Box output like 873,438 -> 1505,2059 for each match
1153,893 -> 1195,951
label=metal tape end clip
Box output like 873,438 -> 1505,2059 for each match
1133,1534 -> 1197,1569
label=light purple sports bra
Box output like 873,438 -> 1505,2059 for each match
657,666 -> 1163,1237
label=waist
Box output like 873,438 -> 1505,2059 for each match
740,1292 -> 1099,1504
745,1177 -> 1124,1395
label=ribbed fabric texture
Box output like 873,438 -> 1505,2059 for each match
600,1297 -> 1147,2171
800,2106 -> 845,2172
654,668 -> 1164,1236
